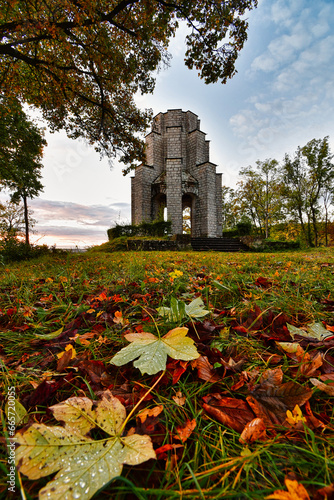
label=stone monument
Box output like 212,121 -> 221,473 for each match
131,109 -> 222,237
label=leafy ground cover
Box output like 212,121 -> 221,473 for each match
1,248 -> 334,499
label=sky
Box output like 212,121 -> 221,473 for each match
2,0 -> 334,248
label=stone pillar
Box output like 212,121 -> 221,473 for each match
166,159 -> 183,234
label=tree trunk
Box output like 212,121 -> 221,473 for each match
325,206 -> 328,247
23,193 -> 30,246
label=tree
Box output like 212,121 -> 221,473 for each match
221,186 -> 237,231
0,0 -> 257,171
0,97 -> 46,245
282,137 -> 334,246
0,200 -> 26,239
236,159 -> 283,237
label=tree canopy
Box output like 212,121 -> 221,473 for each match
0,0 -> 257,171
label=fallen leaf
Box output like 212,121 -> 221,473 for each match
248,380 -> 313,427
110,327 -> 199,375
157,297 -> 209,322
239,418 -> 267,444
285,405 -> 306,426
192,355 -> 221,382
287,322 -> 333,341
266,477 -> 310,500
203,395 -> 255,433
310,378 -> 334,396
174,419 -> 196,443
137,405 -> 164,423
172,391 -> 186,406
56,347 -> 73,372
15,391 -> 155,500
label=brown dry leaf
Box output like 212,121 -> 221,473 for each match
137,405 -> 164,423
299,352 -> 323,377
192,355 -> 221,382
174,419 -> 196,443
248,381 -> 313,427
266,477 -> 310,500
239,418 -> 267,444
56,347 -> 73,371
260,367 -> 284,387
172,391 -> 186,406
203,396 -> 255,433
310,378 -> 334,396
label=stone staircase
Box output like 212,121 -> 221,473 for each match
191,237 -> 248,252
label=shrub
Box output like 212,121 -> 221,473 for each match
108,220 -> 172,240
0,238 -> 52,262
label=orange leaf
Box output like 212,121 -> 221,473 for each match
239,418 -> 267,444
137,405 -> 164,423
266,478 -> 310,500
174,419 -> 196,443
192,355 -> 221,382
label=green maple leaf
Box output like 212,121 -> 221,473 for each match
287,322 -> 333,341
157,297 -> 210,322
15,391 -> 155,500
110,327 -> 200,375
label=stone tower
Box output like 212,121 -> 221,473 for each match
131,109 -> 222,237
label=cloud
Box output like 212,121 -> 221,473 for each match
30,199 -> 131,227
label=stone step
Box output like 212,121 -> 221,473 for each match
191,237 -> 248,252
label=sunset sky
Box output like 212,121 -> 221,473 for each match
2,0 -> 334,248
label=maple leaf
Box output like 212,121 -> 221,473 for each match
266,477 -> 310,500
157,297 -> 210,322
15,391 -> 155,500
287,322 -> 333,341
110,327 -> 200,375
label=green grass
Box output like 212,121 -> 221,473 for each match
1,248 -> 334,499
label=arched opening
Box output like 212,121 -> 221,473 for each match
182,194 -> 194,235
152,193 -> 167,221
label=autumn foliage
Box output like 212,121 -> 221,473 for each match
1,249 -> 334,498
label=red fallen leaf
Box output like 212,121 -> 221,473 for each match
239,418 -> 267,444
6,307 -> 17,316
202,395 -> 255,433
174,419 -> 196,443
232,325 -> 248,335
255,276 -> 273,289
155,444 -> 183,460
192,356 -> 222,382
314,483 -> 334,500
76,359 -> 108,387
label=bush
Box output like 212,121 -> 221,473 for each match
0,238 -> 52,262
108,220 -> 172,240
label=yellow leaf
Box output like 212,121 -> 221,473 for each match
15,391 -> 155,500
266,478 -> 310,500
57,344 -> 76,360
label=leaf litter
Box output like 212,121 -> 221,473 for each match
1,250 -> 334,498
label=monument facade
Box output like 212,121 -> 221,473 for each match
131,109 -> 222,237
